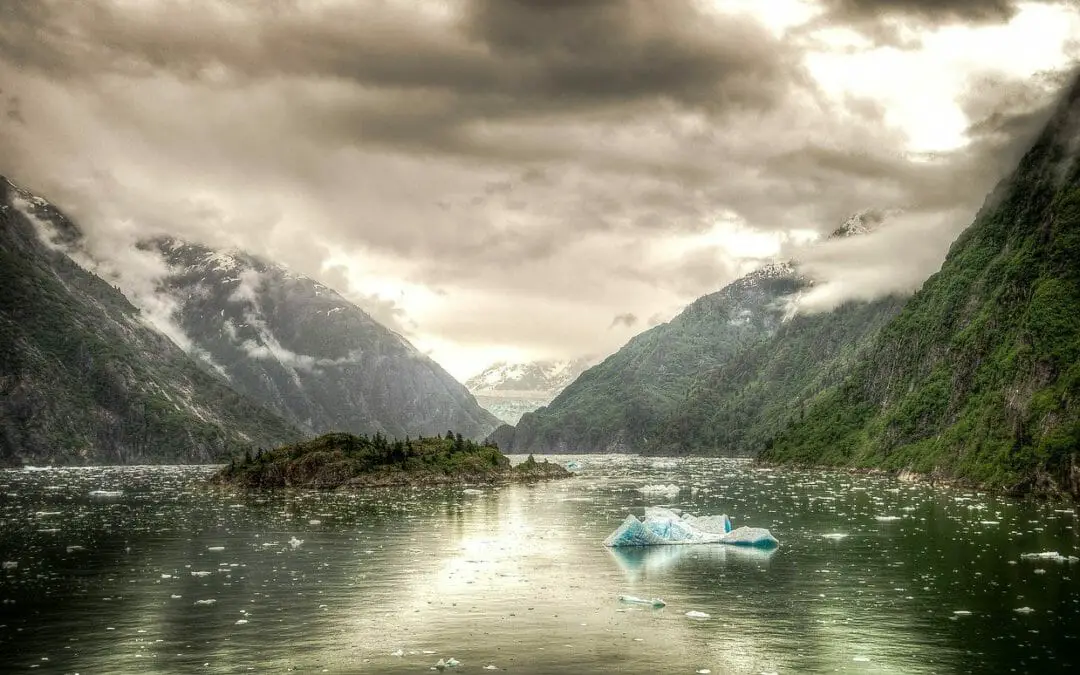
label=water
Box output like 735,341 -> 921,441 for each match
1,456 -> 1077,674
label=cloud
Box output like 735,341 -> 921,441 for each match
813,0 -> 1069,46
609,313 -> 639,329
0,0 -> 1077,375
786,209 -> 972,313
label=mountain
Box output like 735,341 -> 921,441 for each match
762,73 -> 1080,497
489,211 -> 893,454
648,294 -> 905,456
490,261 -> 803,453
466,358 -> 594,394
466,358 -> 593,424
148,239 -> 501,441
0,177 -> 302,465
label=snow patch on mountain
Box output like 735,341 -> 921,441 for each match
467,358 -> 594,396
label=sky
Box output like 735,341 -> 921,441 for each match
1,0 -> 1078,380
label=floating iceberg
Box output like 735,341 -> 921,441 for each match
603,507 -> 778,549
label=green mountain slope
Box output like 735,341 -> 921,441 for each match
650,295 -> 905,456
762,74 -> 1080,497
0,177 -> 302,465
491,263 -> 803,453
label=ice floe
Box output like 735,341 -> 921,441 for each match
603,507 -> 778,549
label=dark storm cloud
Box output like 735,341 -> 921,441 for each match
609,313 -> 639,329
825,0 -> 1020,22
814,0 -> 1070,47
0,0 -> 800,142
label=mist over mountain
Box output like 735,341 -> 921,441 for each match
148,239 -> 501,441
490,261 -> 804,453
489,212 -> 895,454
0,177 -> 301,465
763,72 -> 1080,497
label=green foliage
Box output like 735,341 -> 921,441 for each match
652,296 -> 904,456
763,83 -> 1080,496
213,431 -> 568,488
507,272 -> 802,453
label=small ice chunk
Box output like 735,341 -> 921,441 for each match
235,619 -> 248,625
435,659 -> 446,671
289,537 -> 303,549
639,484 -> 681,499
88,490 -> 123,498
953,610 -> 972,616
565,461 -> 581,470
1015,607 -> 1035,614
193,599 -> 216,606
191,571 -> 211,577
462,489 -> 484,495
391,649 -> 404,657
170,595 -> 182,599
1021,551 -> 1062,560
618,595 -> 666,608
823,533 -> 848,540
2,561 -> 16,570
207,546 -> 225,552
309,519 -> 322,525
685,611 -> 710,619
446,658 -> 460,667
1020,551 -> 1076,563
875,516 -> 902,522
484,666 -> 499,671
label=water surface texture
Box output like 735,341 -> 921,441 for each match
1,457 -> 1077,673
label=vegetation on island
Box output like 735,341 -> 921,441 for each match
212,431 -> 572,489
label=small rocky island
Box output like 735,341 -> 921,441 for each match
211,431 -> 572,489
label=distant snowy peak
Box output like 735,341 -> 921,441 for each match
466,358 -> 595,396
829,208 -> 897,239
743,260 -> 796,283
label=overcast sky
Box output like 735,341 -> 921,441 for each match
1,0 -> 1078,379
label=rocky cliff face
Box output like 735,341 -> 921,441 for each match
0,177 -> 302,465
149,239 -> 501,441
763,73 -> 1080,496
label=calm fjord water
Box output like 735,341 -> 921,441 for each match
1,456 -> 1077,674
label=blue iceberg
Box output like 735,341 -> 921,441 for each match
603,507 -> 778,549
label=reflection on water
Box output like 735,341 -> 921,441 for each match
608,542 -> 776,579
0,457 -> 1077,673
